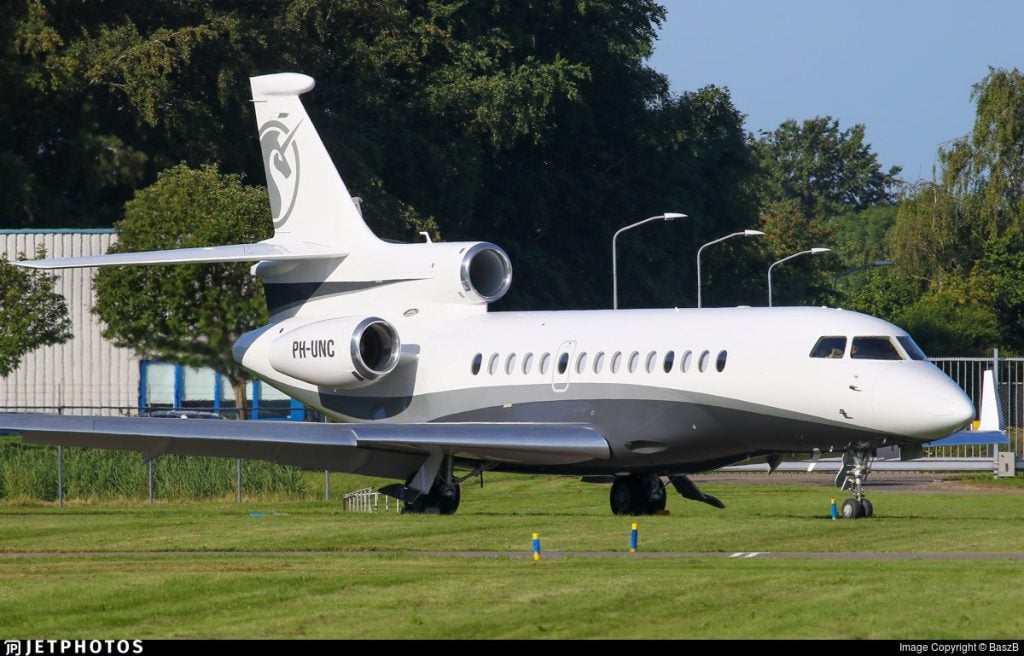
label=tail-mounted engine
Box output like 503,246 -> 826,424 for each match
459,242 -> 513,304
268,316 -> 400,388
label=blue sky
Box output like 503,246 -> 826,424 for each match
648,1 -> 1023,182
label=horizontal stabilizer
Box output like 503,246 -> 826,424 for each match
0,415 -> 609,478
15,240 -> 346,270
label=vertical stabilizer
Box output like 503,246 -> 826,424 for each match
250,73 -> 379,249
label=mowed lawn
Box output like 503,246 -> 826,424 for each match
2,473 -> 1024,638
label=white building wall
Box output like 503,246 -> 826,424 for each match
0,230 -> 140,415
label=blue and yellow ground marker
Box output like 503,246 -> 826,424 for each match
830,498 -> 838,520
630,522 -> 639,552
532,532 -> 541,561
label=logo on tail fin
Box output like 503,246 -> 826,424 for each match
259,118 -> 303,227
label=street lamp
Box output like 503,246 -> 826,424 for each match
696,229 -> 765,308
612,213 -> 687,309
768,247 -> 831,307
833,260 -> 893,291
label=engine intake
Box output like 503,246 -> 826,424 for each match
268,316 -> 400,388
460,242 -> 512,304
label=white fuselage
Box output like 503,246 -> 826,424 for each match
235,305 -> 975,474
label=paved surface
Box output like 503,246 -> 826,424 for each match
2,549 -> 1023,561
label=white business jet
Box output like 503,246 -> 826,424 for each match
3,73 -> 976,519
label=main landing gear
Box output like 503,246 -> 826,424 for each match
835,447 -> 874,519
610,474 -> 667,515
609,474 -> 726,515
379,453 -> 467,515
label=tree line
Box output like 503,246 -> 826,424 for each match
2,2 -> 1022,402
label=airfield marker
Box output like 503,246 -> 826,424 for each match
630,522 -> 639,552
830,498 -> 838,520
532,532 -> 541,561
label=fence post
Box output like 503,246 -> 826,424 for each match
57,445 -> 64,508
236,458 -> 242,503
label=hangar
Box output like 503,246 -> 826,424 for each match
0,229 -> 303,419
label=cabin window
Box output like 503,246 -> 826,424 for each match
716,350 -> 728,372
645,351 -> 657,373
897,336 -> 928,361
851,336 -> 903,360
471,353 -> 482,375
698,350 -> 710,372
558,352 -> 569,374
488,353 -> 500,375
594,351 -> 605,373
576,352 -> 588,375
810,336 -> 847,359
523,353 -> 534,374
505,353 -> 517,375
611,351 -> 623,373
681,350 -> 692,373
628,351 -> 640,373
540,352 -> 551,374
663,350 -> 675,373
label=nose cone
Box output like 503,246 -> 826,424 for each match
873,365 -> 976,440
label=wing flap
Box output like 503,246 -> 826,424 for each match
15,240 -> 346,270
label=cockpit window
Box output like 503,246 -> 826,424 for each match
897,336 -> 928,361
851,336 -> 903,360
810,336 -> 847,359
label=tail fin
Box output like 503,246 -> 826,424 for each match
250,73 -> 379,249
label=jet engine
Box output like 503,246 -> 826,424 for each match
457,242 -> 513,304
268,316 -> 400,388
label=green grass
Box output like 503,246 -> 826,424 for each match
2,473 -> 1024,638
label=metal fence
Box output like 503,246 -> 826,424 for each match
342,487 -> 401,513
931,352 -> 1023,458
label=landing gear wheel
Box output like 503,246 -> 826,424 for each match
610,475 -> 666,515
841,497 -> 862,519
859,498 -> 873,518
403,481 -> 461,515
610,478 -> 638,515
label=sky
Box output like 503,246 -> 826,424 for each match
648,0 -> 1023,182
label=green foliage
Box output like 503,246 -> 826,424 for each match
754,116 -> 901,220
886,67 -> 1024,353
92,164 -> 272,410
2,1 -> 760,312
0,248 -> 72,376
0,440 -> 308,500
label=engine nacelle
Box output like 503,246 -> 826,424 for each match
268,316 -> 400,388
458,242 -> 513,304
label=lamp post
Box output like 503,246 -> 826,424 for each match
696,229 -> 765,308
612,213 -> 687,309
768,248 -> 831,307
833,260 -> 893,291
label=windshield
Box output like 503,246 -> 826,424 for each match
897,336 -> 928,361
851,336 -> 903,361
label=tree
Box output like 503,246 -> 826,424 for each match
93,165 -> 272,417
754,117 -> 901,220
887,67 -> 1024,354
4,1 -> 760,312
0,249 -> 72,376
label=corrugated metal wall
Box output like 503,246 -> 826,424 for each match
0,230 -> 140,415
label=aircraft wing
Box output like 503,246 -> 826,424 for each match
14,240 -> 346,269
0,414 -> 610,480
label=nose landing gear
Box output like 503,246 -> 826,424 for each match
836,447 -> 874,519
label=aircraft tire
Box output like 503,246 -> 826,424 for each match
859,498 -> 873,518
841,497 -> 862,519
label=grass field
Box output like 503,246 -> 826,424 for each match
2,473 -> 1024,638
